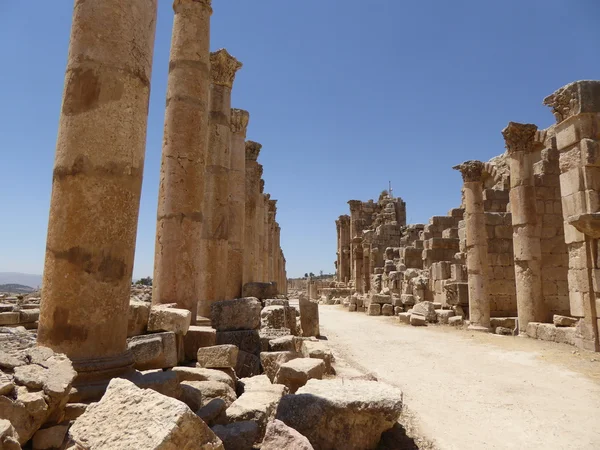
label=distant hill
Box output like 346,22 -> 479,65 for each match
0,273 -> 43,289
0,283 -> 35,294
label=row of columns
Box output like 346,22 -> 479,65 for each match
38,0 -> 288,386
335,215 -> 351,283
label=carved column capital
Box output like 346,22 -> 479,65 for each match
502,122 -> 538,154
210,49 -> 242,88
543,80 -> 600,123
259,179 -> 265,193
268,199 -> 277,213
348,200 -> 362,212
245,141 -> 261,161
453,160 -> 486,183
231,109 -> 249,134
173,0 -> 212,13
339,215 -> 351,225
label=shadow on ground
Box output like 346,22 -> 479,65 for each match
377,423 -> 420,450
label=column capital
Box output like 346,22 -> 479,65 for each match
543,80 -> 600,123
173,0 -> 212,13
231,109 -> 249,134
348,200 -> 362,211
339,214 -> 351,224
259,179 -> 265,193
502,122 -> 538,154
453,160 -> 486,183
245,141 -> 261,161
210,48 -> 242,88
268,199 -> 277,212
256,164 -> 263,178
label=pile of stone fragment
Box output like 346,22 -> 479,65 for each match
1,283 -> 404,450
0,293 -> 41,331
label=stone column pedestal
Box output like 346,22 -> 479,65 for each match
38,0 -> 157,388
454,161 -> 491,331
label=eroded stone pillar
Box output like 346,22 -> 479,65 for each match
262,194 -> 271,282
267,200 -> 277,283
197,49 -> 242,317
255,184 -> 266,281
340,215 -> 351,284
454,161 -> 490,331
243,142 -> 262,285
544,80 -> 600,351
503,122 -> 545,333
38,0 -> 157,379
274,223 -> 281,292
225,109 -> 249,299
352,237 -> 364,294
153,0 -> 212,321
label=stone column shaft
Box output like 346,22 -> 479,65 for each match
243,143 -> 261,285
38,0 -> 157,373
197,49 -> 242,317
225,109 -> 249,299
255,183 -> 265,281
153,0 -> 212,321
454,161 -> 490,331
340,216 -> 351,284
262,194 -> 270,282
503,122 -> 546,333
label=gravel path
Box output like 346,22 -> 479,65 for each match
317,304 -> 600,450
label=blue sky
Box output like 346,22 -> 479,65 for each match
0,0 -> 598,279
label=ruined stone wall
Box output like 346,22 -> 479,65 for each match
486,212 -> 517,316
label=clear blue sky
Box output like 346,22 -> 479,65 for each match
0,0 -> 598,279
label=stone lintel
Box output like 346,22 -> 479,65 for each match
502,122 -> 538,154
453,160 -> 487,183
543,80 -> 600,123
231,108 -> 249,134
245,141 -> 261,161
210,48 -> 242,88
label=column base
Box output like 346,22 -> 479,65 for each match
467,325 -> 490,333
68,350 -> 135,403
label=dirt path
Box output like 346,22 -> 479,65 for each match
316,304 -> 600,450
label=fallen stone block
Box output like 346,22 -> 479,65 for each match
348,304 -> 357,312
18,309 -> 39,324
269,335 -> 302,353
274,358 -> 325,393
526,322 -> 540,339
370,294 -> 392,305
367,304 -> 381,316
260,328 -> 292,352
436,309 -> 455,325
262,419 -> 314,450
63,403 -> 87,421
299,298 -> 319,337
301,340 -> 334,375
553,315 -> 578,327
211,297 -> 261,332
260,351 -> 302,382
400,294 -> 415,306
216,330 -> 261,355
0,312 -> 20,326
197,345 -> 239,369
394,306 -> 403,315
0,419 -> 20,450
198,398 -> 227,427
495,327 -> 513,336
32,424 -> 69,450
555,327 -> 576,345
147,306 -> 191,335
410,313 -> 427,326
412,301 -> 437,322
261,305 -> 286,329
397,313 -> 411,324
181,380 -> 237,411
172,366 -> 235,389
264,299 -> 289,307
127,300 -> 150,337
183,325 -> 217,361
212,421 -> 258,450
127,332 -> 178,371
242,283 -> 278,300
448,316 -> 464,326
126,369 -> 181,399
537,323 -> 557,342
69,378 -> 224,450
235,350 -> 261,379
275,379 -> 403,450
490,317 -> 516,329
381,304 -> 394,316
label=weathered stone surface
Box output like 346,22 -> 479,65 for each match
172,367 -> 235,389
496,327 -> 514,336
128,300 -> 150,337
526,322 -> 539,339
147,306 -> 192,335
261,305 -> 286,329
184,326 -> 217,361
198,398 -> 227,427
235,350 -> 261,379
63,403 -> 87,421
0,419 -> 20,450
299,298 -> 319,337
69,378 -> 223,449
409,313 -> 427,326
553,315 -> 578,327
127,369 -> 182,399
412,301 -> 437,322
262,419 -> 314,450
260,352 -> 301,382
211,298 -> 261,332
181,380 -> 237,411
197,345 -> 239,369
264,299 -> 289,307
216,330 -> 260,355
381,304 -> 394,316
436,309 -> 455,325
276,379 -> 402,450
242,283 -> 278,300
490,317 -> 516,329
370,294 -> 392,305
367,304 -> 381,316
274,358 -> 325,393
400,294 -> 415,306
212,421 -> 258,450
301,340 -> 334,375
32,424 -> 69,450
397,313 -> 411,324
269,335 -> 302,353
448,316 -> 464,326
128,332 -> 178,371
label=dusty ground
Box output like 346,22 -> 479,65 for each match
315,304 -> 600,450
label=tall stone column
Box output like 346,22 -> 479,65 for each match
544,80 -> 600,352
262,194 -> 271,282
340,215 -> 351,284
362,243 -> 371,293
38,0 -> 157,380
453,161 -> 490,331
503,122 -> 546,333
197,49 -> 242,318
243,142 -> 262,285
267,200 -> 277,283
352,237 -> 364,293
348,200 -> 363,289
153,0 -> 212,321
335,219 -> 342,282
255,184 -> 266,281
225,108 -> 249,299
274,223 -> 281,292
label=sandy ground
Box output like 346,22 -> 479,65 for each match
315,304 -> 600,450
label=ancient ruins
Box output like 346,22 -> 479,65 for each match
331,80 -> 600,352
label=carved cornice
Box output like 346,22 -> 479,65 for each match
543,80 -> 600,123
339,215 -> 351,224
231,109 -> 249,134
210,49 -> 242,88
348,200 -> 362,211
502,122 -> 538,154
173,0 -> 212,13
245,141 -> 261,161
453,160 -> 486,183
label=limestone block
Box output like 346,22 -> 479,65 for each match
526,322 -> 540,339
537,324 -> 557,342
260,351 -> 302,382
301,340 -> 334,375
235,350 -> 261,379
184,326 -> 217,361
127,370 -> 181,399
495,327 -> 513,336
262,419 -> 314,450
409,313 -> 427,326
147,306 -> 191,335
198,398 -> 227,427
127,300 -> 150,337
68,379 -> 224,450
554,327 -> 576,345
275,379 -> 402,450
381,304 -> 394,316
299,298 -> 319,337
400,294 -> 415,306
261,306 -> 286,329
172,367 -> 235,389
394,306 -> 403,315
181,380 -> 237,412
490,317 -> 517,329
448,316 -> 463,326
269,335 -> 302,353
216,330 -> 261,355
197,345 -> 239,369
18,309 -> 39,324
32,424 -> 69,450
0,312 -> 20,326
435,309 -> 455,325
274,358 -> 325,393
411,301 -> 437,322
212,421 -> 259,450
211,298 -> 261,332
0,419 -> 20,450
128,332 -> 178,371
349,303 -> 357,312
242,283 -> 278,300
370,294 -> 392,305
397,313 -> 411,324
553,315 -> 578,327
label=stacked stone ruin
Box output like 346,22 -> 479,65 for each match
334,80 -> 600,353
